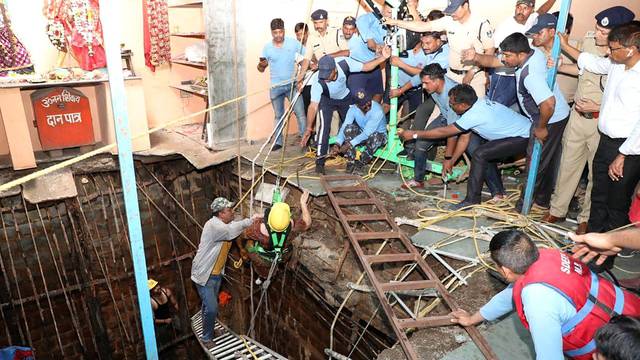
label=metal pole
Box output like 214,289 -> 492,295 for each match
99,1 -> 158,358
522,0 -> 572,215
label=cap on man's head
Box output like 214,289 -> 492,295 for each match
595,6 -> 635,29
516,0 -> 535,7
343,16 -> 356,27
210,197 -> 234,213
525,13 -> 557,35
352,88 -> 371,106
311,9 -> 328,21
318,55 -> 336,80
443,0 -> 467,15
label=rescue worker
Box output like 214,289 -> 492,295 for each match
463,32 -> 571,210
384,0 -> 495,98
239,190 -> 311,278
450,230 -> 640,360
398,84 -> 531,208
300,48 -> 391,175
148,279 -> 180,344
331,88 -> 387,174
593,315 -> 640,360
191,198 -> 259,348
543,7 -> 635,235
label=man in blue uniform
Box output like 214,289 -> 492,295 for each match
331,88 -> 387,174
399,84 -> 531,208
258,18 -> 307,151
463,32 -> 571,209
301,48 -> 390,174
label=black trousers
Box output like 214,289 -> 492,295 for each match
316,94 -> 351,166
519,117 -> 569,208
467,136 -> 529,204
588,134 -> 640,233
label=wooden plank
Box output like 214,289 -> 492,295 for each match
352,231 -> 400,241
326,185 -> 366,193
335,198 -> 376,206
379,280 -> 438,292
364,253 -> 416,264
397,316 -> 453,329
345,213 -> 388,222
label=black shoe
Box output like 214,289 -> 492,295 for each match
315,164 -> 325,175
271,144 -> 282,151
398,149 -> 409,157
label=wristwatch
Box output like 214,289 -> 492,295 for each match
412,133 -> 418,140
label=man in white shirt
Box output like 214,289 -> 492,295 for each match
558,22 -> 640,247
490,0 -> 556,107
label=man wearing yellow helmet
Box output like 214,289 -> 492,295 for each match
240,190 -> 312,277
147,278 -> 179,344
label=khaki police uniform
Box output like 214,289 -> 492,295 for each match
548,32 -> 607,223
304,27 -> 346,62
425,14 -> 495,98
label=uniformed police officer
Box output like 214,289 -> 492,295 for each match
301,49 -> 391,174
384,0 -> 495,98
297,9 -> 348,90
543,6 -> 635,235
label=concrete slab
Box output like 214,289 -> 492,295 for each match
410,217 -> 497,260
22,168 -> 78,204
442,314 -> 535,360
136,124 -> 248,170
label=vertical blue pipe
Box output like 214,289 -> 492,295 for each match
99,1 -> 158,358
521,0 -> 572,215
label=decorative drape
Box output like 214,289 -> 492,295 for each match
143,0 -> 171,72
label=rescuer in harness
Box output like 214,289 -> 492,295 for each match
239,190 -> 312,278
450,229 -> 640,360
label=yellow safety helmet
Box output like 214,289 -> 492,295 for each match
147,279 -> 158,290
268,202 -> 291,232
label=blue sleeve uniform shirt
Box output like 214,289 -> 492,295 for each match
335,101 -> 387,146
430,76 -> 460,125
409,44 -> 450,87
349,32 -> 376,63
261,37 -> 305,86
454,100 -> 532,141
310,57 -> 364,102
515,48 -> 571,125
397,48 -> 428,87
355,13 -> 386,45
479,284 -> 577,360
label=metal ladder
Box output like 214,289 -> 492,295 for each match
191,312 -> 286,359
320,175 -> 497,360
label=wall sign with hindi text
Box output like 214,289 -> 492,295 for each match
31,87 -> 95,150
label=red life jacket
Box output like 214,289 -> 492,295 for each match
512,249 -> 640,360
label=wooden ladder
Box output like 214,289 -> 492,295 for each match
320,175 -> 496,360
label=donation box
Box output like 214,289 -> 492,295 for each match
31,87 -> 95,150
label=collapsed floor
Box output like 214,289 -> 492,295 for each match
0,145 -> 638,360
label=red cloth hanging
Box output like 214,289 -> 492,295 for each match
143,0 -> 171,72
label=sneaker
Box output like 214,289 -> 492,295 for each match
201,338 -> 216,348
271,144 -> 282,151
401,180 -> 424,190
315,164 -> 325,175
